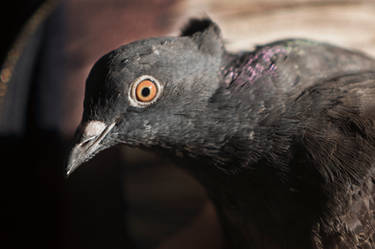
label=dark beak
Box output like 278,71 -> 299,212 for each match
66,121 -> 116,176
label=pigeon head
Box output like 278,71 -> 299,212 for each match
67,19 -> 232,175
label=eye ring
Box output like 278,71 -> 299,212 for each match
128,75 -> 163,107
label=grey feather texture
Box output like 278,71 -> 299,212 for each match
67,18 -> 375,249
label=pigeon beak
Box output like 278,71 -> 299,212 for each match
66,121 -> 116,176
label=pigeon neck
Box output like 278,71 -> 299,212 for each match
188,161 -> 318,249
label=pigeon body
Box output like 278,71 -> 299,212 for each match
67,19 -> 375,249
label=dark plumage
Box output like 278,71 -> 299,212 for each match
67,18 -> 375,249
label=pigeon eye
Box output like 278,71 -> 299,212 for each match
136,80 -> 157,102
129,75 -> 163,107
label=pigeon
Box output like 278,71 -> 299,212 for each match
67,18 -> 375,249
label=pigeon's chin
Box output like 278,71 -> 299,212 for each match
66,121 -> 116,176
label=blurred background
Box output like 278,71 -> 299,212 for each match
1,0 -> 374,249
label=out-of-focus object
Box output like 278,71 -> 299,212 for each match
180,0 -> 375,56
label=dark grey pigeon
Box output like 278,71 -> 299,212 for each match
67,18 -> 375,249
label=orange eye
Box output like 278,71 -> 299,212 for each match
129,75 -> 163,107
135,80 -> 158,102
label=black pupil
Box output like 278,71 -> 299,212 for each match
141,87 -> 151,97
